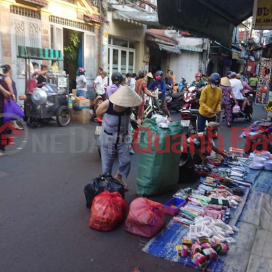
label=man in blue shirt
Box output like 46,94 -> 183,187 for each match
148,70 -> 171,118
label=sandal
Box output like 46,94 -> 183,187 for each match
114,173 -> 129,191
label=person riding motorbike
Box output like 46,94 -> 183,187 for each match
229,72 -> 250,119
148,70 -> 171,118
192,73 -> 206,98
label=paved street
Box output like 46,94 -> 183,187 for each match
0,107 -> 267,272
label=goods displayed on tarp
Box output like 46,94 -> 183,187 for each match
84,174 -> 125,208
249,150 -> 272,170
125,198 -> 165,238
136,119 -> 183,196
89,191 -> 127,232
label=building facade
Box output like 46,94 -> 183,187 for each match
0,0 -> 100,100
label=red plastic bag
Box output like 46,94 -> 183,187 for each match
89,191 -> 127,231
125,197 -> 165,238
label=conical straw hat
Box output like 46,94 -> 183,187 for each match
147,72 -> 153,78
109,85 -> 142,107
220,77 -> 231,87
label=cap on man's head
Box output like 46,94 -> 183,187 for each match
231,72 -> 237,77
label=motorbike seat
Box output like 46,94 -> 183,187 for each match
188,109 -> 199,115
171,92 -> 183,98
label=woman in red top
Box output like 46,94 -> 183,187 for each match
134,70 -> 156,124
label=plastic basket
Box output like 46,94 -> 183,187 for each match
163,198 -> 186,216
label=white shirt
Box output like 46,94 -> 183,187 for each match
127,78 -> 136,91
230,78 -> 244,100
94,75 -> 107,95
76,75 -> 87,92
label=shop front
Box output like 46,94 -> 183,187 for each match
0,0 -> 100,101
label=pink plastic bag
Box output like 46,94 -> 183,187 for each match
125,197 -> 165,238
232,104 -> 240,114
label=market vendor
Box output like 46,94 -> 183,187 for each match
96,85 -> 142,191
190,122 -> 228,164
22,62 -> 48,92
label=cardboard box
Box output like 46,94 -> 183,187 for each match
72,99 -> 90,109
71,109 -> 90,124
72,89 -> 77,96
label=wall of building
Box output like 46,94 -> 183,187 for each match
107,11 -> 147,73
169,51 -> 200,84
0,1 -> 12,65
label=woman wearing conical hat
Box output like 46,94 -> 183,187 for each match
96,85 -> 142,190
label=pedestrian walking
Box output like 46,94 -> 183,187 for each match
126,73 -> 136,91
135,70 -> 156,124
217,77 -> 237,127
198,73 -> 222,132
93,71 -> 108,99
96,85 -> 142,190
0,69 -> 12,155
107,72 -> 123,98
76,67 -> 87,97
0,65 -> 23,130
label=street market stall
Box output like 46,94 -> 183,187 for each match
18,46 -> 71,128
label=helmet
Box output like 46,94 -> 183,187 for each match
138,70 -> 147,78
76,67 -> 85,75
195,73 -> 202,77
155,70 -> 163,81
155,70 -> 163,77
210,73 -> 221,86
111,72 -> 123,84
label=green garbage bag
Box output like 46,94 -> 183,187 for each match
136,119 -> 183,196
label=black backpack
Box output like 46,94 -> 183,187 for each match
84,174 -> 125,208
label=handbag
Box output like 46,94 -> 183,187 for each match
4,98 -> 25,123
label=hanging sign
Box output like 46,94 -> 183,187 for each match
58,77 -> 67,88
253,0 -> 272,30
255,58 -> 272,106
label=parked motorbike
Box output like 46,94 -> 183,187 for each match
178,77 -> 187,92
181,108 -> 199,135
166,85 -> 183,112
182,86 -> 200,110
144,89 -> 164,119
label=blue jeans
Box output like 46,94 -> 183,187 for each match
198,114 -> 216,132
76,90 -> 86,98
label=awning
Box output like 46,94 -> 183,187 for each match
158,44 -> 181,54
146,30 -> 178,45
112,9 -> 160,28
177,45 -> 203,52
22,0 -> 48,6
84,14 -> 101,23
17,46 -> 63,60
157,0 -> 254,47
